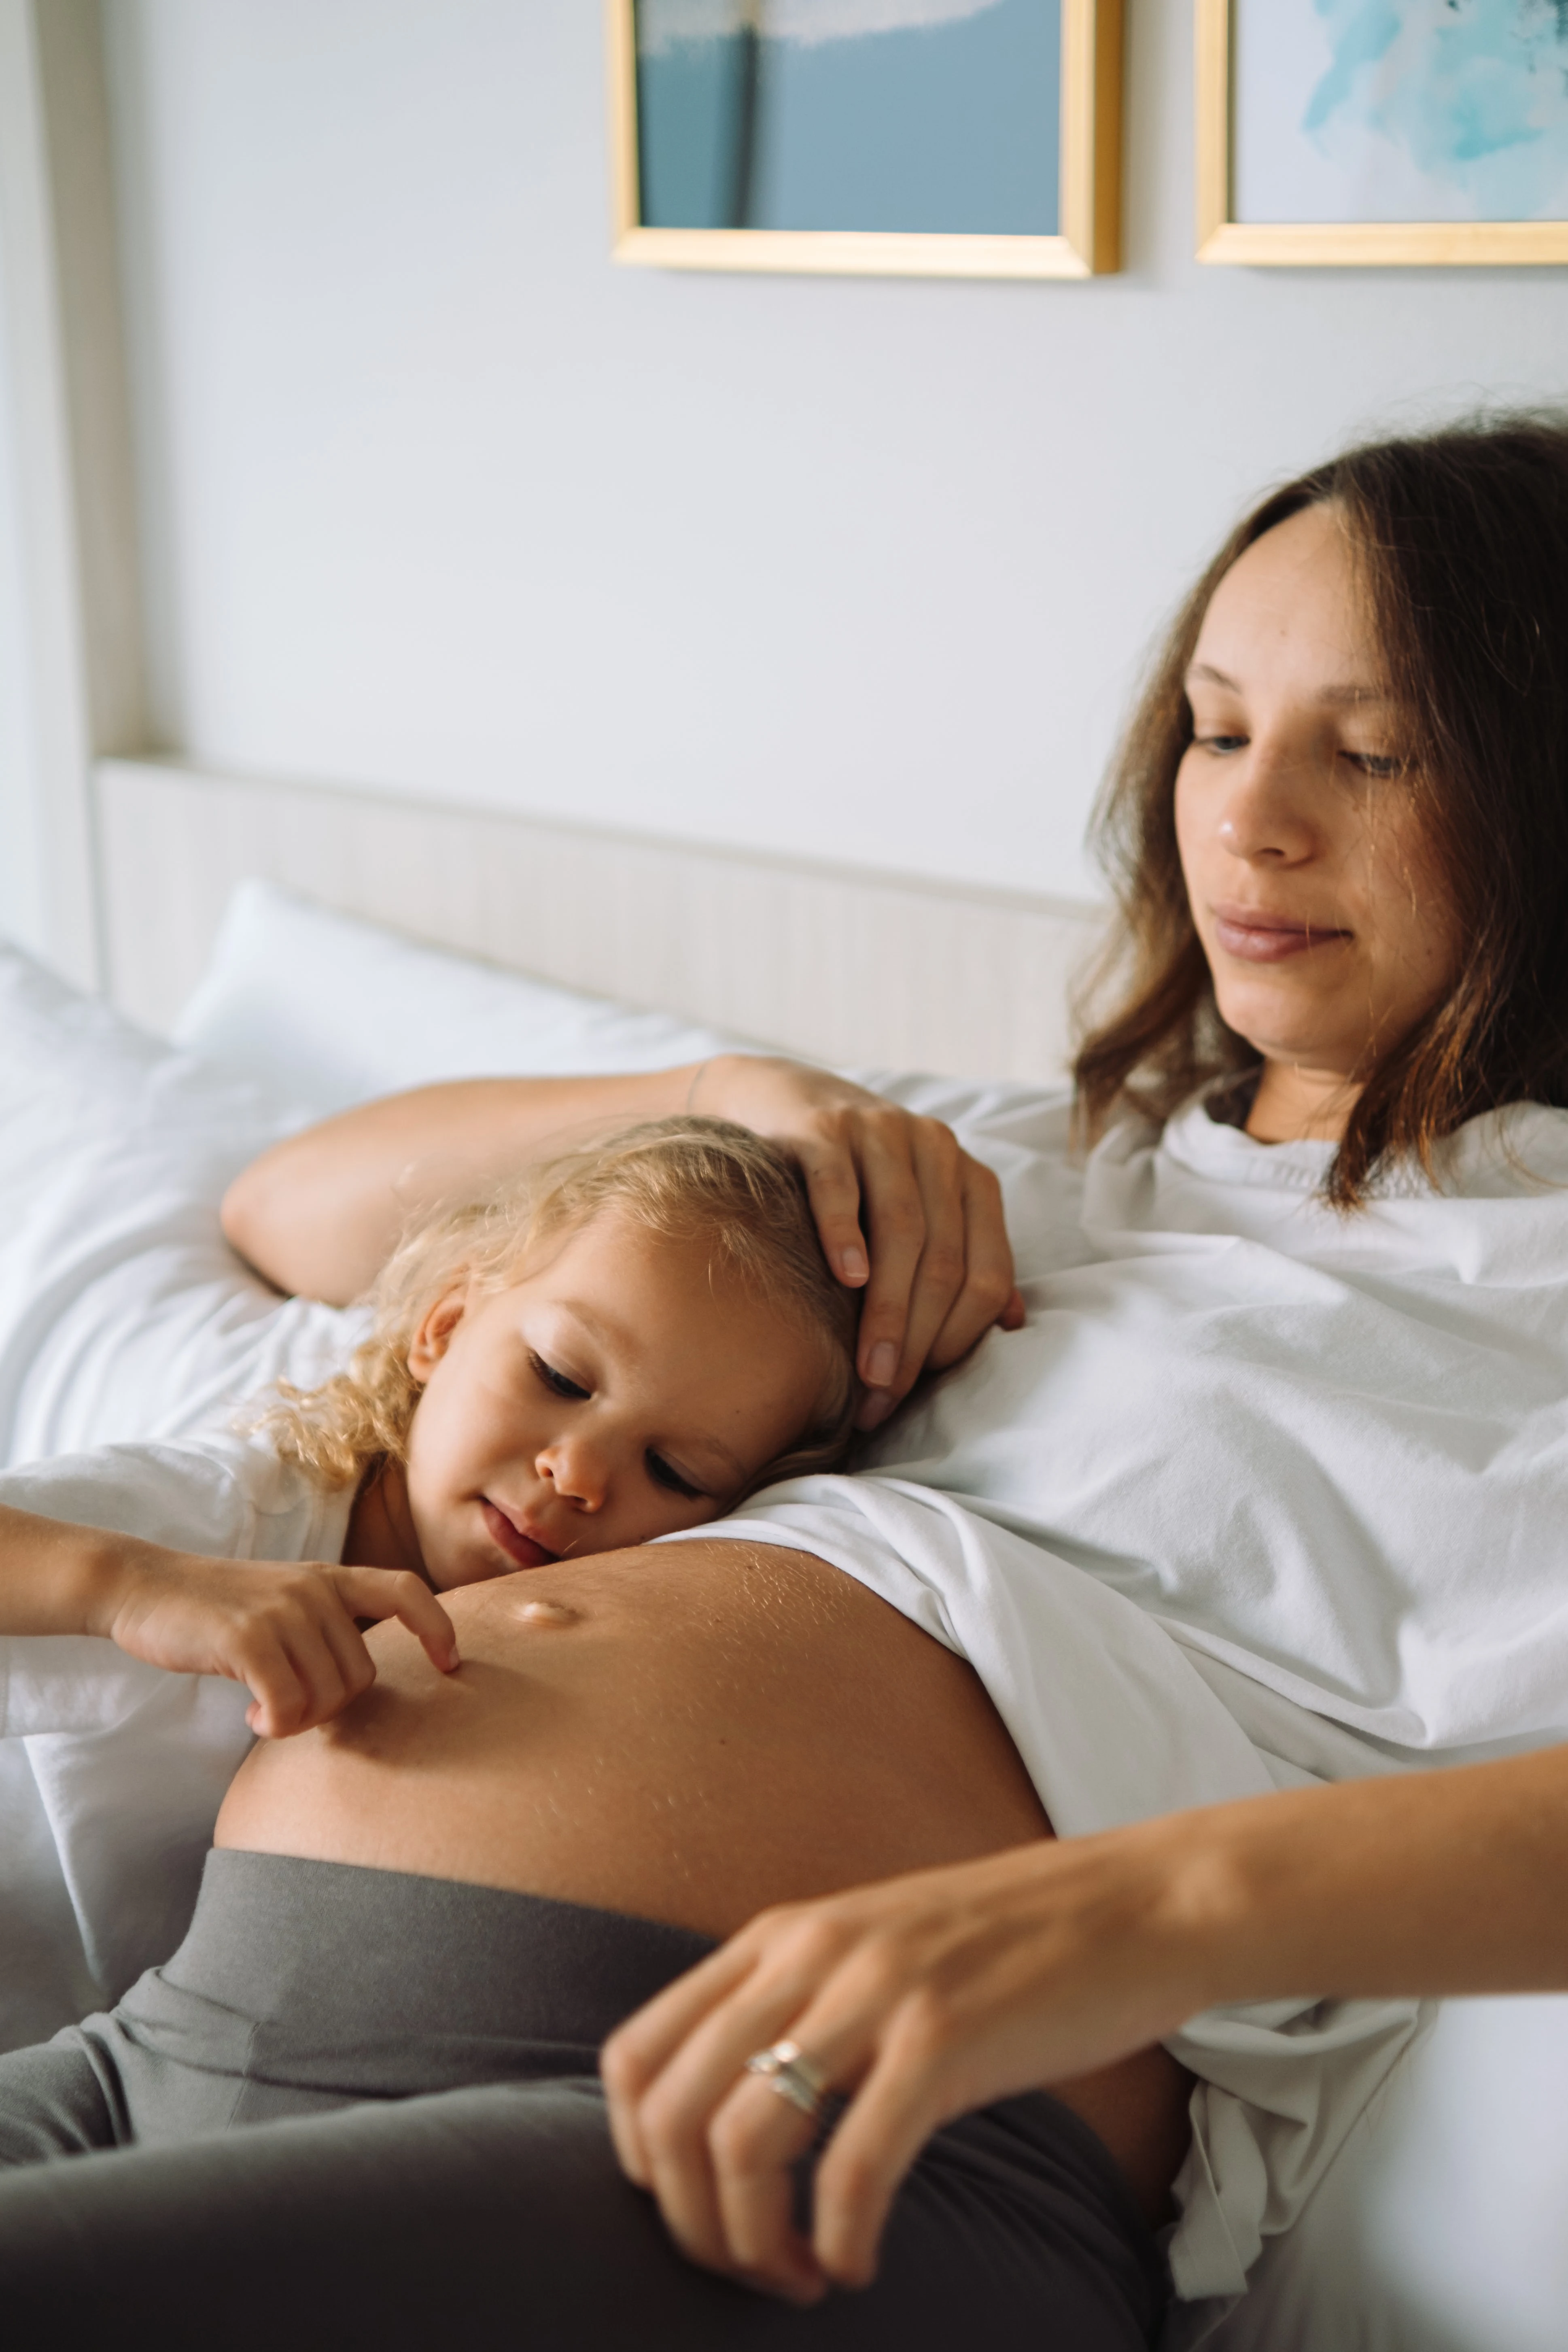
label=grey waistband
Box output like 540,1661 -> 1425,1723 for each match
112,1850 -> 717,2101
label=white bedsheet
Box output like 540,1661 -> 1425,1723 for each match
0,1438 -> 355,2046
7,926 -> 1568,2340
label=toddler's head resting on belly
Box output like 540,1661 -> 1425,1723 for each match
257,1117 -> 859,1591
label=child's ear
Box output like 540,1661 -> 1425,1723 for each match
407,1289 -> 468,1386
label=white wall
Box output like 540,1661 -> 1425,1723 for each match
104,0 -> 1568,904
0,220 -> 47,961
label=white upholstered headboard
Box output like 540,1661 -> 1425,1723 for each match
95,758 -> 1103,1084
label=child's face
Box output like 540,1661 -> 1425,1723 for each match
399,1206 -> 832,1591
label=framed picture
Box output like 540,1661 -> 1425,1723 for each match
1197,0 -> 1568,265
606,1 -> 1122,280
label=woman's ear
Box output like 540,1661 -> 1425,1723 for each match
407,1288 -> 469,1385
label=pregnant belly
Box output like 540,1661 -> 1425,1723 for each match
218,1540 -> 1048,1928
217,1539 -> 1190,2216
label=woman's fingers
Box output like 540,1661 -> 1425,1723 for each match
807,2022 -> 956,2286
603,1937 -> 764,2182
704,1059 -> 1018,1412
853,1124 -> 1015,1427
885,1125 -> 1004,1386
707,2071 -> 832,2300
622,1960 -> 935,2297
919,1155 -> 1018,1372
793,1137 -> 873,1291
847,1122 -> 933,1403
605,1902 -> 932,2294
607,1942 -> 815,2267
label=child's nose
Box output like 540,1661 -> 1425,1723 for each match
537,1437 -> 606,1512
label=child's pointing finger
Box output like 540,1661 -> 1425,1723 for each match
330,1565 -> 460,1675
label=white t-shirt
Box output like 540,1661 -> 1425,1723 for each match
659,1080 -> 1568,2318
0,1436 -> 352,2049
863,1085 -> 1568,1766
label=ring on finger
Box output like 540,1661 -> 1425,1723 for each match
744,2039 -> 828,2120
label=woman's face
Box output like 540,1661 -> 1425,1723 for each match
1174,503 -> 1459,1122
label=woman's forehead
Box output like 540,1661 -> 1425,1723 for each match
1195,506 -> 1383,688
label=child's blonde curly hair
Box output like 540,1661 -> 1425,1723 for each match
257,1115 -> 861,1498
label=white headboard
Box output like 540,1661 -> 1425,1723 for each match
95,758 -> 1103,1084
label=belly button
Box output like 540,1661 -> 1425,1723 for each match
514,1599 -> 580,1628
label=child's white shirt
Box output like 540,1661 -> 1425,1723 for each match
0,1435 -> 353,2049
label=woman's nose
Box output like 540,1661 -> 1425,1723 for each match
1214,737 -> 1318,865
536,1437 -> 606,1512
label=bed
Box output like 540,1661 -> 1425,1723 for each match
12,751 -> 1565,2352
94,756 -> 1101,1087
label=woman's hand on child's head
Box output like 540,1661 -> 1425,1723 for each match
693,1057 -> 1019,1430
102,1552 -> 460,1739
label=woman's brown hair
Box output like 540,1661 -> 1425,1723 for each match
1074,413 -> 1568,1206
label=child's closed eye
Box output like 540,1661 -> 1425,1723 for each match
646,1451 -> 704,1501
529,1351 -> 590,1401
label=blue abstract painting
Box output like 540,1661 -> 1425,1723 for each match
1234,0 -> 1568,223
634,0 -> 1061,235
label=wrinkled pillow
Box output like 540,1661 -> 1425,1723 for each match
172,879 -> 759,1116
0,943 -> 357,1470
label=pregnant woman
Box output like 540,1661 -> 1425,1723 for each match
4,413 -> 1568,2347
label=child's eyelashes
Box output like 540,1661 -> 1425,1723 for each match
645,1451 -> 704,1501
527,1350 -> 707,1503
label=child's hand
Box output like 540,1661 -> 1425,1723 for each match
102,1552 -> 460,1738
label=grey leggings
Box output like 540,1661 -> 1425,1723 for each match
0,1850 -> 1169,2349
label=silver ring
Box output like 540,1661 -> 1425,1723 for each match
744,2038 -> 828,2120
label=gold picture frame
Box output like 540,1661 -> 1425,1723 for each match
1197,0 -> 1568,267
607,0 -> 1122,280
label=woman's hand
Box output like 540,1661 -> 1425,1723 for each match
601,1831 -> 1208,2304
693,1057 -> 1024,1430
222,1059 -> 1024,1429
100,1550 -> 460,1739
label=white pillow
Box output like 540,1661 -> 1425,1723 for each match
0,942 -> 360,1471
172,879 -> 762,1115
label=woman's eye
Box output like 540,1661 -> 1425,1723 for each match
530,1352 -> 589,1401
1197,732 -> 1248,755
645,1450 -> 704,1501
1342,750 -> 1404,779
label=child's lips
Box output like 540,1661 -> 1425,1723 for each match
480,1499 -> 560,1571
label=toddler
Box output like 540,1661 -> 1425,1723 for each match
0,1117 -> 858,2034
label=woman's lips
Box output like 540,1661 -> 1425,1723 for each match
1209,905 -> 1350,964
480,1499 -> 560,1571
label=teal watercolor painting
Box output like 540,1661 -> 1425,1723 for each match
1233,0 -> 1568,223
634,0 -> 1062,235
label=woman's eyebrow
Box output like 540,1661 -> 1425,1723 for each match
1186,660 -> 1388,708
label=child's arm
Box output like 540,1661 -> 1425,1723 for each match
219,1061 -> 1020,1430
0,1503 -> 458,1738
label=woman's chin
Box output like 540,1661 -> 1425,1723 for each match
1209,979 -> 1356,1073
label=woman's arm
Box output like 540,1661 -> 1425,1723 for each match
0,1504 -> 457,1737
602,1748 -> 1568,2303
221,1055 -> 1023,1429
